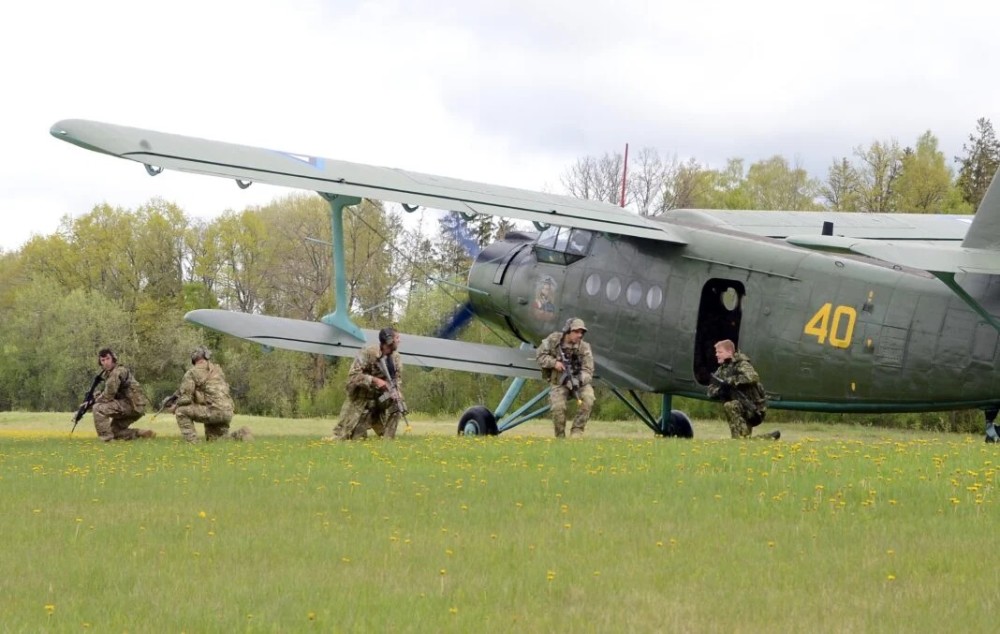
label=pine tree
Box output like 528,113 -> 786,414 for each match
955,118 -> 1000,211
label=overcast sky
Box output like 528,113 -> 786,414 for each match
2,0 -> 998,251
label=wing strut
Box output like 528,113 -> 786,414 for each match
318,193 -> 366,341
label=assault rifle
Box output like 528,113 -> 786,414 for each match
377,357 -> 411,431
151,393 -> 179,423
70,373 -> 104,435
710,372 -> 764,426
558,347 -> 582,404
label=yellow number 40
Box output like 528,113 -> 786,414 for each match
804,303 -> 857,348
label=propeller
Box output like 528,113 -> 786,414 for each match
433,211 -> 482,340
433,302 -> 476,339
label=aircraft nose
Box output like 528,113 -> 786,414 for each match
468,236 -> 534,333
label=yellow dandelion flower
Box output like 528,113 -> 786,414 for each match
887,574 -> 896,581
449,607 -> 458,614
44,604 -> 55,615
546,570 -> 556,581
198,510 -> 207,518
307,612 -> 316,621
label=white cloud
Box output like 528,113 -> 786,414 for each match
2,0 -> 998,250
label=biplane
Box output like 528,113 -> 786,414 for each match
51,119 -> 1000,440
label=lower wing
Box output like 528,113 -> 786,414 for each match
185,309 -> 540,379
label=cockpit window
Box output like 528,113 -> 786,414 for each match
537,226 -> 560,249
567,229 -> 593,255
534,227 -> 594,265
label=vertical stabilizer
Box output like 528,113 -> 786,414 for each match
962,168 -> 1000,250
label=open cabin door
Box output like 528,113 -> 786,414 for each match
694,279 -> 746,384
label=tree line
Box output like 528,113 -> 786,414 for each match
563,118 -> 999,216
0,118 -> 997,431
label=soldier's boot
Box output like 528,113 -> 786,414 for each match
985,422 -> 999,444
232,426 -> 254,442
552,415 -> 567,438
137,429 -> 156,439
761,430 -> 781,441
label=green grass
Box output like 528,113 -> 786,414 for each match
0,413 -> 997,632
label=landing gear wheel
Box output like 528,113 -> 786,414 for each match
457,405 -> 499,436
662,410 -> 694,438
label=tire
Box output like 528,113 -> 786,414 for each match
663,410 -> 694,438
457,405 -> 499,436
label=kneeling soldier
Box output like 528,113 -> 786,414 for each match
170,347 -> 252,442
91,347 -> 154,442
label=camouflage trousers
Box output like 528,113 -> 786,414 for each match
332,397 -> 400,440
174,404 -> 242,443
92,400 -> 147,442
723,400 -> 765,439
549,383 -> 595,438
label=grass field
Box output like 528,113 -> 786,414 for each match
1,412 -> 997,632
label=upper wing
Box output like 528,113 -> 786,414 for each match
50,119 -> 686,245
186,309 -> 541,378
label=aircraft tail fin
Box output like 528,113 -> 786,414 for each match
962,168 -> 1000,250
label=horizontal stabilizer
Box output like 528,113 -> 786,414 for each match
672,209 -> 972,241
786,235 -> 1000,275
185,309 -> 541,379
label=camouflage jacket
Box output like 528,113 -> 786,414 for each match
535,332 -> 594,387
95,364 -> 148,410
708,352 -> 767,413
346,345 -> 403,401
176,361 -> 234,412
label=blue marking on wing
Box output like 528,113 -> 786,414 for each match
273,150 -> 325,170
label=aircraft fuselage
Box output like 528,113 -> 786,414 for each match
470,223 -> 1000,413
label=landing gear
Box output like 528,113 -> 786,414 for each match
455,373 -> 693,439
457,405 -> 499,436
664,410 -> 694,438
603,387 -> 695,439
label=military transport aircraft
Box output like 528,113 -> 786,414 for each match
50,119 -> 1000,440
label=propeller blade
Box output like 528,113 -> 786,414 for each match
434,301 -> 475,340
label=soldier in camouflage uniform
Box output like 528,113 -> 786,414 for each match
91,348 -> 154,442
707,339 -> 779,440
170,347 -> 252,443
332,327 -> 405,440
536,318 -> 595,438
